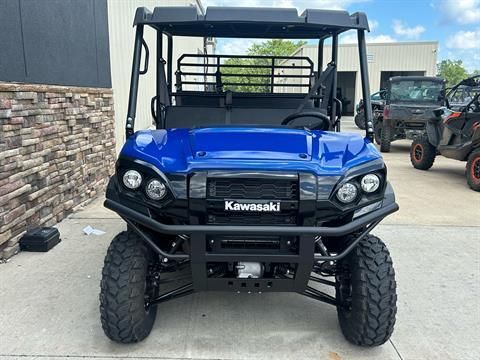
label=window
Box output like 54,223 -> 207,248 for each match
390,80 -> 443,103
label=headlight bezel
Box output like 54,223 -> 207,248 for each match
116,159 -> 174,207
330,169 -> 386,209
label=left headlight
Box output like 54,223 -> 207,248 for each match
145,179 -> 167,200
360,174 -> 381,193
123,170 -> 142,189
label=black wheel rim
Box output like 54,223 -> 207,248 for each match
472,157 -> 480,181
414,144 -> 423,161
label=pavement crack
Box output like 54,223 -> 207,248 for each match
389,339 -> 404,360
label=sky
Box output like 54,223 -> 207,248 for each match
202,0 -> 480,72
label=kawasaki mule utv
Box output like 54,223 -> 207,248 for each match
410,90 -> 480,191
100,5 -> 399,346
376,76 -> 446,152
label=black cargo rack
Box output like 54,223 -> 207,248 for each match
176,54 -> 314,93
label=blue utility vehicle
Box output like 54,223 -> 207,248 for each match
100,5 -> 399,346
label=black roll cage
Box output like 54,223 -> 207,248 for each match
125,6 -> 375,141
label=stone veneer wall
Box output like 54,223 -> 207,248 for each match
0,82 -> 116,259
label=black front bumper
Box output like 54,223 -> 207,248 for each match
105,198 -> 397,293
105,198 -> 397,242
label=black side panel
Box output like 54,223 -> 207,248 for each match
0,0 -> 111,88
0,0 -> 26,82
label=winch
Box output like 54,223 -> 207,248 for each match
236,262 -> 264,278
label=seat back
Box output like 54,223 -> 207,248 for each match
165,105 -> 325,128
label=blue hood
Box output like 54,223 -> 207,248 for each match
120,127 -> 381,176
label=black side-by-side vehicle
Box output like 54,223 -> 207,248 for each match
376,76 -> 446,152
410,77 -> 480,191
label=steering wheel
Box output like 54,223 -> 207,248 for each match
281,111 -> 331,131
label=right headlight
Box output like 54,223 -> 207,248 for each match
336,182 -> 358,203
360,174 -> 381,193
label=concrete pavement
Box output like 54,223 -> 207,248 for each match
0,117 -> 479,360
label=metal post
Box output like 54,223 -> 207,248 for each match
270,58 -> 275,93
357,30 -> 374,141
156,30 -> 163,129
126,25 -> 144,138
316,39 -> 324,108
167,35 -> 173,96
330,34 -> 338,129
317,39 -> 324,76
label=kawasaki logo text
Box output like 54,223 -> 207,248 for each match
224,201 -> 281,212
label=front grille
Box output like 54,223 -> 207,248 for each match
208,178 -> 298,200
207,210 -> 297,225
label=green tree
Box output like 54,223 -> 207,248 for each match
248,39 -> 307,58
221,39 -> 306,92
437,59 -> 469,87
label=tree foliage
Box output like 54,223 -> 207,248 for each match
437,59 -> 469,87
220,39 -> 306,92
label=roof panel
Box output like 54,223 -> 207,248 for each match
205,6 -> 300,23
133,6 -> 370,39
303,9 -> 369,30
152,6 -> 200,23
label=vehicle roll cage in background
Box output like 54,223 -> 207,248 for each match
125,6 -> 374,141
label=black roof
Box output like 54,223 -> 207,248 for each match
133,6 -> 369,39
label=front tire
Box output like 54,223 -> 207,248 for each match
374,120 -> 382,145
380,123 -> 392,152
336,235 -> 397,347
466,149 -> 480,191
410,136 -> 436,170
100,230 -> 158,343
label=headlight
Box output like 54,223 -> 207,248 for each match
336,182 -> 358,203
123,170 -> 142,189
145,179 -> 166,200
360,174 -> 380,193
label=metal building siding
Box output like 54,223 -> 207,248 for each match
107,0 -> 204,152
294,41 -> 438,107
0,0 -> 111,88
